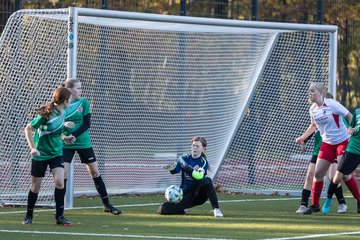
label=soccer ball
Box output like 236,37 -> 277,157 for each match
164,185 -> 183,203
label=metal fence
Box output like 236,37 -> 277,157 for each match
1,0 -> 359,108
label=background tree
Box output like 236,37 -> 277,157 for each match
0,0 -> 15,32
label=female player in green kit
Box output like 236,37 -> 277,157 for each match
63,78 -> 121,215
23,87 -> 75,226
322,107 -> 360,214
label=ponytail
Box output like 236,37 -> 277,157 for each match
36,87 -> 71,119
37,101 -> 56,119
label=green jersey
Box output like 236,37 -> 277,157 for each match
63,98 -> 92,149
31,110 -> 67,161
346,108 -> 360,155
312,130 -> 322,156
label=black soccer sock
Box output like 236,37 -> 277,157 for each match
300,189 -> 311,207
334,185 -> 346,205
327,182 -> 338,199
54,187 -> 65,219
63,179 -> 67,194
26,190 -> 38,217
93,175 -> 109,205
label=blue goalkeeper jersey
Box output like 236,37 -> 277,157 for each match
170,154 -> 208,194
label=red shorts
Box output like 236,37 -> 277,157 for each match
318,139 -> 349,163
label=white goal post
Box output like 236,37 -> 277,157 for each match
0,7 -> 337,207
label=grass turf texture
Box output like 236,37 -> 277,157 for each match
1,193 -> 360,240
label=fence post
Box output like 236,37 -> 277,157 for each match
251,0 -> 258,21
101,0 -> 108,10
316,0 -> 324,24
15,0 -> 21,11
180,0 -> 186,16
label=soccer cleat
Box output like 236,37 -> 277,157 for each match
303,205 -> 320,215
55,216 -> 73,226
104,203 -> 121,215
295,205 -> 308,214
22,215 -> 32,225
322,197 -> 332,214
337,203 -> 347,214
213,208 -> 223,218
357,201 -> 360,213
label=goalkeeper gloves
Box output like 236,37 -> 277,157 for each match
163,162 -> 177,171
191,170 -> 205,180
177,158 -> 205,180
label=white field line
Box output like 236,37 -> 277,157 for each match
0,230 -> 238,240
3,196 -> 355,214
260,231 -> 360,240
1,197 -> 359,240
0,197 -> 299,215
1,228 -> 359,240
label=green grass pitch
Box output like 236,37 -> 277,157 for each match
1,193 -> 360,240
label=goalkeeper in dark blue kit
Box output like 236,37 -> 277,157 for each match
159,136 -> 223,218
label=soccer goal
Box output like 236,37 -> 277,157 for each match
0,7 -> 337,207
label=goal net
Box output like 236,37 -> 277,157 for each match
0,8 -> 336,206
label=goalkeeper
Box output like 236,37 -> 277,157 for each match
159,136 -> 223,218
